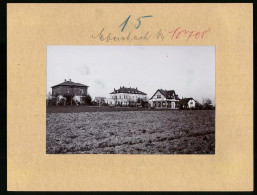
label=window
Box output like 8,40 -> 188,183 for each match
67,89 -> 70,93
157,95 -> 161,98
78,89 -> 83,95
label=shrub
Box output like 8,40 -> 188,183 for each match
47,97 -> 57,106
91,101 -> 97,106
83,95 -> 92,105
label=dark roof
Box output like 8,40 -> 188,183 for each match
110,86 -> 147,95
150,89 -> 179,100
179,98 -> 194,105
51,80 -> 88,88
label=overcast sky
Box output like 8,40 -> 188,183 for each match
47,46 -> 215,104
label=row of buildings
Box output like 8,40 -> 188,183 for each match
50,79 -> 196,109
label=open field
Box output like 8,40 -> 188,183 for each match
47,105 -> 156,113
46,110 -> 215,154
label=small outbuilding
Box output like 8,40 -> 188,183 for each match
179,97 -> 196,109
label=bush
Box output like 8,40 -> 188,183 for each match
82,95 -> 92,105
47,97 -> 57,106
91,101 -> 97,106
62,95 -> 73,105
58,98 -> 66,106
102,102 -> 108,106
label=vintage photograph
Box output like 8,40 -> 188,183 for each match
46,46 -> 215,154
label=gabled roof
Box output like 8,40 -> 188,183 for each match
149,89 -> 179,100
110,86 -> 147,95
179,98 -> 195,105
51,80 -> 88,88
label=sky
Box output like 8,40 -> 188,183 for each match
47,46 -> 215,104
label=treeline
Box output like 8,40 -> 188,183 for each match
181,98 -> 215,110
92,98 -> 149,108
47,94 -> 92,106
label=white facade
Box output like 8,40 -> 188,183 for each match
109,93 -> 147,106
187,99 -> 196,108
105,98 -> 115,105
149,90 -> 179,109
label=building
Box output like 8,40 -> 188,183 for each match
51,79 -> 89,97
108,86 -> 147,106
149,89 -> 180,109
94,97 -> 106,105
179,97 -> 196,109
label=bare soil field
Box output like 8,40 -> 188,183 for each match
47,105 -> 156,113
46,110 -> 215,154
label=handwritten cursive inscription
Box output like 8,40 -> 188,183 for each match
91,27 -> 210,42
92,28 -> 151,42
169,26 -> 211,41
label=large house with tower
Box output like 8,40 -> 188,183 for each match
149,89 -> 180,109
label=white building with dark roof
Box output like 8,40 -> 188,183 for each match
107,86 -> 147,106
149,89 -> 180,109
179,97 -> 196,109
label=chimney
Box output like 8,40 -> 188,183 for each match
69,79 -> 71,82
64,79 -> 66,81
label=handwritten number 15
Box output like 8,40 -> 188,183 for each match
119,15 -> 153,32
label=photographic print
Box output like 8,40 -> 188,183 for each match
46,46 -> 215,154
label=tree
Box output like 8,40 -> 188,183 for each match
63,94 -> 73,105
84,94 -> 92,105
202,98 -> 213,110
195,100 -> 203,110
46,92 -> 52,106
141,100 -> 149,108
46,92 -> 52,100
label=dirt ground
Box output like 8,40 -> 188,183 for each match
46,110 -> 215,154
47,105 -> 157,113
